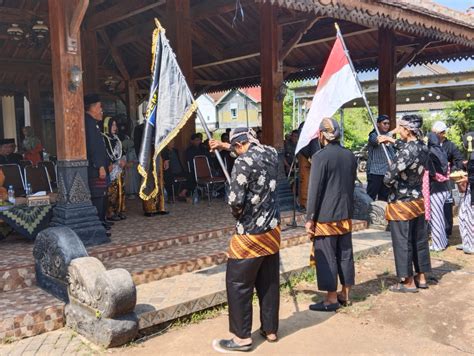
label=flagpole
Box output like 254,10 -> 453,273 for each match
334,22 -> 392,165
195,109 -> 231,184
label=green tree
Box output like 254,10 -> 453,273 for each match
444,100 -> 474,150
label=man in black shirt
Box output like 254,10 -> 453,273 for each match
432,121 -> 464,238
0,139 -> 22,164
84,94 -> 110,234
305,118 -> 357,311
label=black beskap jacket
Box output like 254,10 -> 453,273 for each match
306,142 -> 357,223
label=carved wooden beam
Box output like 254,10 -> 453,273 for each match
191,0 -> 251,21
395,40 -> 433,73
280,17 -> 321,60
87,0 -> 166,30
0,7 -> 48,25
69,0 -> 89,38
194,28 -> 377,70
98,30 -> 130,80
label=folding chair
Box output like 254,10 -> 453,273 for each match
0,164 -> 26,196
19,160 -> 32,170
38,161 -> 57,190
193,155 -> 226,205
24,165 -> 52,193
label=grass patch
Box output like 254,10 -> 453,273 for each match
1,336 -> 15,345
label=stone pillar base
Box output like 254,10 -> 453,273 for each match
52,160 -> 109,246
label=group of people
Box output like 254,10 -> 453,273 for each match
207,113 -> 472,352
0,126 -> 44,166
367,116 -> 472,254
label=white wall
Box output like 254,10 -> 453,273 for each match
195,94 -> 217,131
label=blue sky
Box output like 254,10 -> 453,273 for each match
434,0 -> 473,11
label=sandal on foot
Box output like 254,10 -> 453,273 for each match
414,279 -> 429,289
337,295 -> 353,307
212,339 -> 252,352
309,301 -> 341,312
259,329 -> 278,343
389,284 -> 418,293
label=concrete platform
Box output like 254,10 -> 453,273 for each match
135,229 -> 392,331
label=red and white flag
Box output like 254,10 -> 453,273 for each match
295,33 -> 362,154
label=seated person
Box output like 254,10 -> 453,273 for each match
0,139 -> 22,165
0,169 -> 8,201
185,133 -> 211,176
163,141 -> 195,201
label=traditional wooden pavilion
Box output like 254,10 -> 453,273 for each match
0,0 -> 473,243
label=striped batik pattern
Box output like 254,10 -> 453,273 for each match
430,191 -> 449,251
385,198 -> 425,221
228,226 -> 281,259
313,219 -> 352,236
459,189 -> 474,253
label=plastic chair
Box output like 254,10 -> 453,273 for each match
0,164 -> 26,196
24,165 -> 52,193
193,155 -> 226,205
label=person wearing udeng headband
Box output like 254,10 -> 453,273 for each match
383,114 -> 431,292
210,128 -> 280,352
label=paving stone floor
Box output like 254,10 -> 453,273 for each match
0,228 -> 391,355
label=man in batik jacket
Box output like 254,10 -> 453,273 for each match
210,128 -> 280,352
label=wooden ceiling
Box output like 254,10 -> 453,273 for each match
0,0 -> 473,98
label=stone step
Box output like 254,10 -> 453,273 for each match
0,213 -> 308,294
0,286 -> 64,341
104,221 -> 367,286
135,229 -> 392,331
0,222 -> 374,342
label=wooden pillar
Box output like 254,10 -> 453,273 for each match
49,0 -> 86,161
48,0 -> 108,245
27,78 -> 44,144
81,29 -> 99,94
378,27 -> 396,129
260,2 -> 284,149
126,80 -> 138,122
1,96 -> 16,140
166,0 -> 195,153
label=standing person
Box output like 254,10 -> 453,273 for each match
304,118 -> 357,311
283,130 -> 298,175
102,117 -> 127,221
383,115 -> 431,292
297,121 -> 321,209
84,94 -> 110,236
457,132 -> 474,254
366,115 -> 394,201
425,133 -> 450,251
432,121 -> 464,239
22,126 -> 43,165
210,128 -> 280,352
122,134 -> 140,200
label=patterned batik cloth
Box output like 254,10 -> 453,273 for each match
309,219 -> 352,266
0,205 -> 53,240
228,226 -> 281,259
459,188 -> 474,253
107,173 -> 126,216
385,198 -> 425,221
384,140 -> 429,204
227,144 -> 280,235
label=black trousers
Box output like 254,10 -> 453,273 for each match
226,253 -> 280,339
313,233 -> 355,292
390,215 -> 431,279
443,200 -> 453,237
367,174 -> 389,202
91,192 -> 108,222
